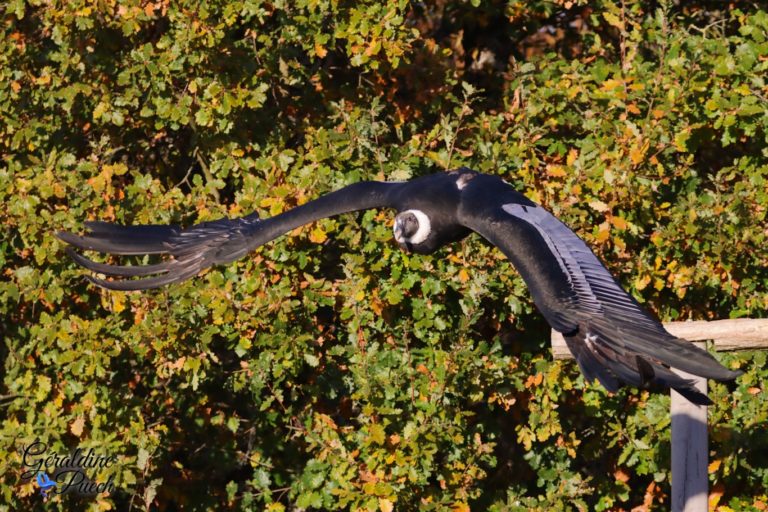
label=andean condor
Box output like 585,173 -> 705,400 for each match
57,168 -> 741,404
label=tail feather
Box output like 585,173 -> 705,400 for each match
649,336 -> 743,381
564,327 -> 739,405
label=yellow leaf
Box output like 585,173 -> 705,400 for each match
589,200 -> 609,213
603,11 -> 624,30
674,131 -> 690,152
93,101 -> 109,120
309,226 -> 327,244
635,274 -> 651,291
458,269 -> 469,283
567,148 -> 578,167
96,498 -> 114,510
627,103 -> 641,114
708,459 -> 722,473
71,416 -> 85,437
601,78 -> 622,92
596,223 -> 611,243
379,498 -> 394,512
112,292 -> 126,313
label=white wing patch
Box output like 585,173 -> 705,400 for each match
501,203 -> 606,313
501,203 -> 579,282
501,202 -> 663,327
455,173 -> 475,190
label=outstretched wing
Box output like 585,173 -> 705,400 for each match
57,181 -> 402,291
458,174 -> 740,404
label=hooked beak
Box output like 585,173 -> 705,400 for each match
393,219 -> 404,243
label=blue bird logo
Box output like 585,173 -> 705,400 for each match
36,472 -> 56,499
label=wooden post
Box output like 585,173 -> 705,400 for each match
549,318 -> 768,510
671,343 -> 708,512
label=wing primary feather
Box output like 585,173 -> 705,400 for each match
65,247 -> 172,277
59,181 -> 401,290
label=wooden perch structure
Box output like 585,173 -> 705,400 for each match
550,318 -> 768,359
550,317 -> 768,512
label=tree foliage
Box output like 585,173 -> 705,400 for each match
2,1 -> 767,510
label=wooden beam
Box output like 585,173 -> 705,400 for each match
550,318 -> 768,359
671,345 -> 708,512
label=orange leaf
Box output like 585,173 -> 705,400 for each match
379,498 -> 394,512
614,467 -> 630,483
630,145 -> 646,165
70,416 -> 85,437
709,482 -> 725,509
525,373 -> 544,388
315,41 -> 328,58
546,164 -> 566,177
610,216 -> 628,230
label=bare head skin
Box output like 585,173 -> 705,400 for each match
393,209 -> 431,250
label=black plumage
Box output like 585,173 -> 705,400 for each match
57,168 -> 741,404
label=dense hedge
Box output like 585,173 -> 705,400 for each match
2,1 -> 767,510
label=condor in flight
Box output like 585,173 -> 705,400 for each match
57,168 -> 741,404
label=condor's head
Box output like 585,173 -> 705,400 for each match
393,208 -> 471,255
